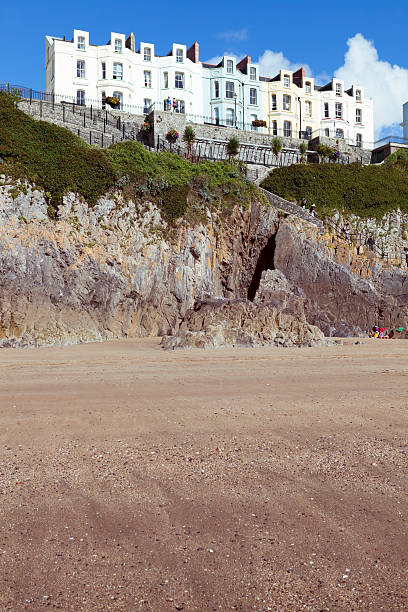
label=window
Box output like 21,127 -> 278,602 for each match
113,62 -> 123,80
114,39 -> 122,53
175,99 -> 185,113
143,98 -> 152,113
226,81 -> 234,99
101,62 -> 106,79
214,80 -> 220,98
356,133 -> 362,147
283,74 -> 290,87
176,49 -> 183,63
324,102 -> 329,118
76,60 -> 85,78
305,100 -> 312,116
144,70 -> 152,87
144,47 -> 151,62
251,114 -> 257,131
76,90 -> 85,106
77,36 -> 85,51
324,128 -> 330,137
226,59 -> 233,73
356,108 -> 362,123
214,107 -> 219,125
113,91 -> 122,109
271,94 -> 277,110
101,91 -> 106,107
226,108 -> 235,126
175,72 -> 184,89
250,67 -> 256,81
305,81 -> 311,94
272,120 -> 277,136
335,128 -> 344,138
250,88 -> 257,105
283,120 -> 291,137
356,89 -> 361,102
163,72 -> 168,88
335,103 -> 342,119
335,83 -> 342,96
305,126 -> 312,139
283,94 -> 291,111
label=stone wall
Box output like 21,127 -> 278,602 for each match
308,135 -> 371,164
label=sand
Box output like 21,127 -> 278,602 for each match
0,338 -> 407,611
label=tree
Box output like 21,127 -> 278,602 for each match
271,136 -> 282,165
226,136 -> 240,159
299,141 -> 307,163
315,144 -> 335,163
182,125 -> 196,158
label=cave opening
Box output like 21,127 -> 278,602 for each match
247,232 -> 277,301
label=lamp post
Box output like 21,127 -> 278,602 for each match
298,96 -> 302,139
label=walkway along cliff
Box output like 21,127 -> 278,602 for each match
0,180 -> 407,347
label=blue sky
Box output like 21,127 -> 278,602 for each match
0,0 -> 407,136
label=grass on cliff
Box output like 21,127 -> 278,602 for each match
0,91 -> 261,221
261,161 -> 408,219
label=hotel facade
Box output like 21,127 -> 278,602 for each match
45,29 -> 374,148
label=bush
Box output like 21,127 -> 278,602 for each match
226,136 -> 240,158
261,162 -> 408,219
271,137 -> 282,156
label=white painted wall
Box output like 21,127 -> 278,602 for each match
402,102 -> 408,141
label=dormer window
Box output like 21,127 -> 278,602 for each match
250,67 -> 256,81
226,59 -> 233,74
114,39 -> 122,53
176,49 -> 183,63
77,36 -> 85,51
356,89 -> 361,102
283,75 -> 290,87
144,47 -> 151,61
305,81 -> 311,94
336,83 -> 342,96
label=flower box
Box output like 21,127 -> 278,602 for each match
252,119 -> 266,128
104,96 -> 120,109
166,128 -> 179,143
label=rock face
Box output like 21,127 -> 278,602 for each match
161,296 -> 326,350
0,180 -> 407,347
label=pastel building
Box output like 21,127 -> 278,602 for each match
45,29 -> 203,116
261,68 -> 320,139
202,55 -> 262,130
317,79 -> 374,148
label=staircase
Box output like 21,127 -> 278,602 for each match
258,187 -> 324,231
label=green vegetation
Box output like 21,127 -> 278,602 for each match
383,148 -> 408,172
226,136 -> 240,159
0,91 -> 261,222
182,125 -> 196,156
271,137 -> 282,157
261,162 -> 408,219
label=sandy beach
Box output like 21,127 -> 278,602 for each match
0,338 -> 407,611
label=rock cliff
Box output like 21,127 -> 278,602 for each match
0,180 -> 407,347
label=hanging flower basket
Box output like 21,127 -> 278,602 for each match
252,119 -> 266,128
141,122 -> 151,133
166,128 -> 179,143
104,96 -> 120,109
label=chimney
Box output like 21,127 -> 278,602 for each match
236,55 -> 251,74
292,67 -> 305,87
126,32 -> 135,52
187,41 -> 199,63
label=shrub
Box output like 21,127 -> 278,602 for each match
226,136 -> 240,158
271,137 -> 282,157
261,162 -> 408,219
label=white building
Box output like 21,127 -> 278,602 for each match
401,102 -> 408,142
202,55 -> 262,130
317,78 -> 374,148
45,29 -> 203,116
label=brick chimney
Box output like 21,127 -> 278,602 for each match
292,67 -> 305,87
236,55 -> 251,74
187,41 -> 199,63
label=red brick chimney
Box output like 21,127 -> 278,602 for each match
187,41 -> 199,63
292,67 -> 305,87
236,55 -> 251,73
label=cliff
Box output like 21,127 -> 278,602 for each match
0,181 -> 407,347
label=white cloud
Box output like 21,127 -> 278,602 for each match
257,50 -> 312,80
217,28 -> 248,42
334,33 -> 408,137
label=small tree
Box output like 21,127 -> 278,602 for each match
182,125 -> 196,158
271,136 -> 282,165
226,136 -> 240,159
299,141 -> 307,163
315,144 -> 335,163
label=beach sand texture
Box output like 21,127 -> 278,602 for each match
0,339 -> 407,610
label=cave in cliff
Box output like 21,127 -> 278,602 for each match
247,232 -> 277,301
